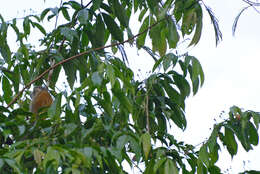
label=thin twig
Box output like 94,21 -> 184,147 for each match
7,17 -> 167,108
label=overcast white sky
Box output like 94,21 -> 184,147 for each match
1,0 -> 260,173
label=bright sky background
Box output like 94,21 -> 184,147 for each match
1,0 -> 260,173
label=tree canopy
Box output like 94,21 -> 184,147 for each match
0,0 -> 259,173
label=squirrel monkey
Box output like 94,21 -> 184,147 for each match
30,86 -> 53,114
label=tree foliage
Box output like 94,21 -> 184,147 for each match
0,0 -> 259,173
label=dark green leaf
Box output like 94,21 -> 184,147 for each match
112,0 -> 129,27
63,61 -> 77,89
248,122 -> 258,146
12,65 -> 20,93
68,1 -> 81,10
40,8 -> 51,20
92,0 -> 102,11
224,126 -> 238,157
198,144 -> 209,167
252,112 -> 260,129
61,7 -> 71,21
112,81 -> 132,113
0,35 -> 11,63
149,21 -> 167,56
138,8 -> 147,22
207,125 -> 218,152
95,14 -> 105,47
163,54 -> 172,71
31,22 -> 46,35
161,78 -> 184,109
137,16 -> 149,49
48,93 -> 62,120
167,18 -> 179,48
23,17 -> 31,36
172,72 -> 190,98
102,13 -> 123,42
2,76 -> 12,104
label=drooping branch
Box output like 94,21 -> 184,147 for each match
7,17 -> 168,108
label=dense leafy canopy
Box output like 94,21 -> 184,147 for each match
0,0 -> 259,173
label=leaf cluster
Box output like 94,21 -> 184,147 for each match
0,0 -> 257,173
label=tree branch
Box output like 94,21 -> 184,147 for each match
7,17 -> 167,108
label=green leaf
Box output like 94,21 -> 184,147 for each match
207,125 -> 219,152
2,76 -> 12,104
112,81 -> 132,113
137,16 -> 149,49
154,157 -> 167,173
43,146 -> 60,170
40,8 -> 51,20
198,144 -> 209,167
92,0 -> 102,10
164,159 -> 178,174
63,61 -> 77,89
189,4 -> 203,46
23,16 -> 31,36
50,63 -> 61,89
163,54 -> 172,71
172,72 -> 190,99
61,7 -> 71,21
152,56 -> 164,72
48,93 -> 62,120
138,8 -> 147,22
106,64 -> 115,86
181,8 -> 196,36
102,13 -> 123,42
112,0 -> 129,28
224,126 -> 238,157
78,9 -> 89,25
252,112 -> 260,129
248,122 -> 259,146
116,135 -> 128,150
31,22 -> 46,35
161,78 -> 184,109
165,98 -> 187,130
12,65 -> 20,93
95,14 -> 105,47
147,0 -> 159,14
150,21 -> 167,56
0,35 -> 11,63
68,1 -> 81,10
141,132 -> 151,160
158,31 -> 167,56
167,18 -> 179,48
